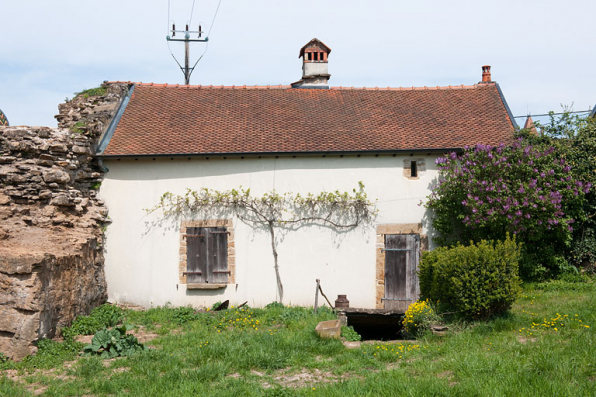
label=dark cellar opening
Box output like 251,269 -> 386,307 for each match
346,312 -> 405,341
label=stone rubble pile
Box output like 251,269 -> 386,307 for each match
55,82 -> 130,136
0,126 -> 107,227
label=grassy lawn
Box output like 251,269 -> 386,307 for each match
1,280 -> 595,396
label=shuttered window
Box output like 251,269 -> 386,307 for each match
185,227 -> 229,284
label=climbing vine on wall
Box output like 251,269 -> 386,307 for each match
148,182 -> 377,303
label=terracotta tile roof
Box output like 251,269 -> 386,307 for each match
100,82 -> 516,156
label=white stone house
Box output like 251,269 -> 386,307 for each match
96,39 -> 516,310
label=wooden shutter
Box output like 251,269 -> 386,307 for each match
384,234 -> 420,311
207,227 -> 229,284
186,227 -> 207,284
186,227 -> 228,285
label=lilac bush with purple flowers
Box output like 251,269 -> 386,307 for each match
425,137 -> 590,279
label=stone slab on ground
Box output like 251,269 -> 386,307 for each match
315,320 -> 341,339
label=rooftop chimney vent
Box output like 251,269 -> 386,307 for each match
481,65 -> 492,83
292,38 -> 332,89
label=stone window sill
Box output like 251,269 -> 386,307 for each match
187,283 -> 228,290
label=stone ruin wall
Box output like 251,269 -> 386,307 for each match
0,83 -> 130,359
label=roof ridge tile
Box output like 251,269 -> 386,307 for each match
104,81 -> 491,91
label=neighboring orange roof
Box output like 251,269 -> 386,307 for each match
100,82 -> 516,157
523,116 -> 538,135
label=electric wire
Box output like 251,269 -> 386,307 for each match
186,0 -> 223,82
207,0 -> 223,37
187,41 -> 209,79
167,40 -> 185,72
166,0 -> 184,72
189,0 -> 197,26
513,109 -> 592,119
166,0 -> 187,76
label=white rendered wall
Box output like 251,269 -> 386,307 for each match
99,155 -> 439,309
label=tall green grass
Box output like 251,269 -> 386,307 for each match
1,282 -> 595,396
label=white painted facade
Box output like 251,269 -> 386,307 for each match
99,154 -> 439,309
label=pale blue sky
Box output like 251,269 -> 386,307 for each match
1,0 -> 595,126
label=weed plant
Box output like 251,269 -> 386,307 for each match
340,326 -> 361,342
172,306 -> 201,325
83,325 -> 145,358
62,304 -> 124,340
74,87 -> 107,98
0,339 -> 84,372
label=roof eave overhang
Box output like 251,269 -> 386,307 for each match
97,147 -> 464,160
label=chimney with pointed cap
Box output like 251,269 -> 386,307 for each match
292,38 -> 332,89
481,65 -> 492,83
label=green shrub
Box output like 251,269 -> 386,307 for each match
83,325 -> 145,359
418,236 -> 522,320
341,325 -> 361,342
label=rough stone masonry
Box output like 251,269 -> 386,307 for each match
0,83 -> 129,359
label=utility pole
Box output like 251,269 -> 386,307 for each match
166,23 -> 208,85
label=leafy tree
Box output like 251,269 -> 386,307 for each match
530,114 -> 596,271
425,136 -> 590,279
